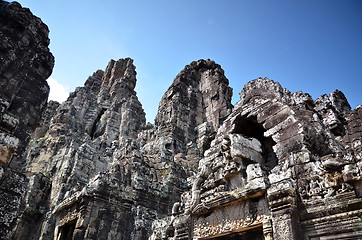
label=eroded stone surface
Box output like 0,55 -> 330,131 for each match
0,1 -> 54,166
152,78 -> 362,240
155,59 -> 233,155
0,1 -> 54,238
4,69 -> 362,240
4,57 -> 234,240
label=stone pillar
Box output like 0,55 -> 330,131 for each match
263,218 -> 273,240
267,179 -> 302,240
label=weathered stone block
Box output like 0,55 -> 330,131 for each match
230,134 -> 262,163
0,132 -> 19,164
246,163 -> 263,181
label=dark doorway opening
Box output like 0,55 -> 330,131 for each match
210,226 -> 264,240
57,220 -> 76,240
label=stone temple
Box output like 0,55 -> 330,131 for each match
0,1 -> 361,240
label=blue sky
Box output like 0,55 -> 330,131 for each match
18,0 -> 362,123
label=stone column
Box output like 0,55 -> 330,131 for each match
263,218 -> 273,240
267,179 -> 302,240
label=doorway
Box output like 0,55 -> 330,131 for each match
57,220 -> 76,240
210,227 -> 264,240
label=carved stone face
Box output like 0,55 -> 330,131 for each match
315,95 -> 343,135
291,91 -> 314,109
321,108 -> 341,131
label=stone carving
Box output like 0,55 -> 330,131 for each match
0,2 -> 361,239
155,59 -> 233,155
150,78 -> 362,240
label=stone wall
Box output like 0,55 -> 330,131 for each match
0,1 -> 54,238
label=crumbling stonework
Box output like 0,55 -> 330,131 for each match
0,1 -> 54,238
1,2 -> 361,240
0,1 -> 54,166
7,68 -> 362,240
11,58 -> 235,240
151,78 -> 362,240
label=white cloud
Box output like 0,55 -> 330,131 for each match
47,77 -> 69,103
